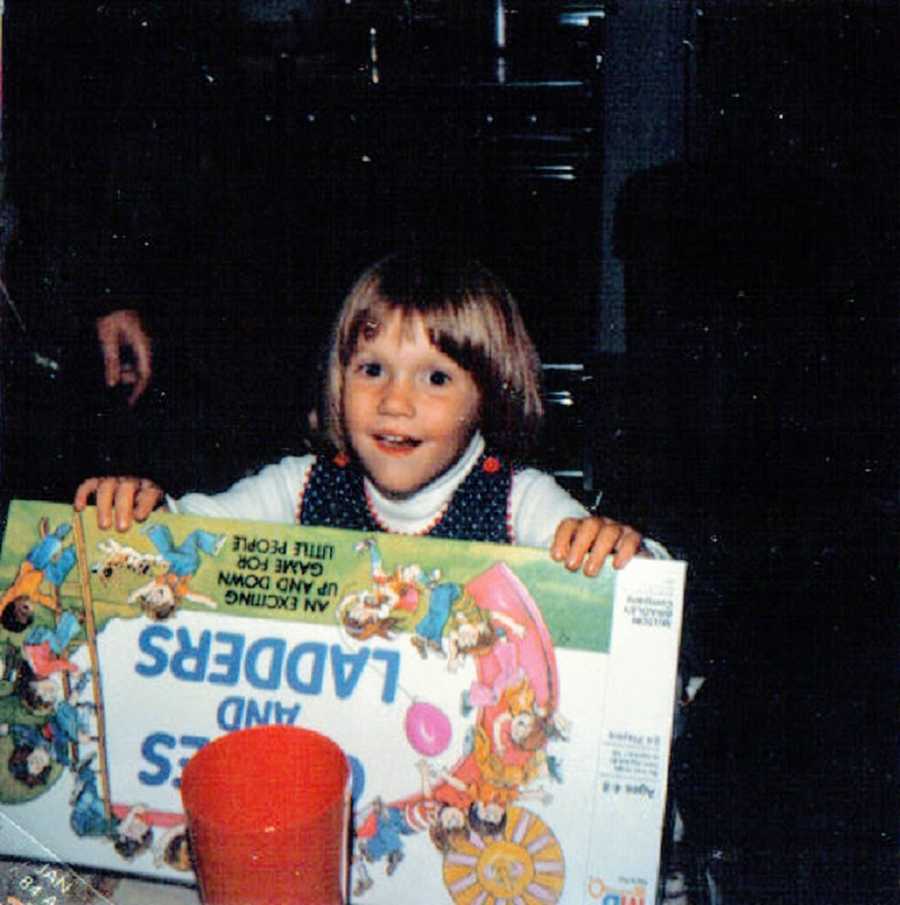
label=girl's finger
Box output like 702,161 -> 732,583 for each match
113,476 -> 141,533
550,517 -> 581,562
611,526 -> 643,569
94,478 -> 120,531
561,517 -> 604,572
134,480 -> 163,522
578,518 -> 622,574
73,478 -> 101,512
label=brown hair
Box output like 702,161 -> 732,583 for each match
321,252 -> 544,460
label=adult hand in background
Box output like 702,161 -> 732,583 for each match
95,309 -> 152,406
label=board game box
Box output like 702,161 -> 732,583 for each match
0,500 -> 685,904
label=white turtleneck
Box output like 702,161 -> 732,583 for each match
171,432 -> 590,550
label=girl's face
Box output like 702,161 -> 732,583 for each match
343,312 -> 481,499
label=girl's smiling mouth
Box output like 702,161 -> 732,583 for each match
373,433 -> 422,452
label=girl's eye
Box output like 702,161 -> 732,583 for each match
359,362 -> 382,378
428,370 -> 451,387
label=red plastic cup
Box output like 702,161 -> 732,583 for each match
180,725 -> 350,905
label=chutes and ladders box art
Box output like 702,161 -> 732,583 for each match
0,500 -> 685,904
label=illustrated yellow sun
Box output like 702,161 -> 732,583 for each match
442,806 -> 564,904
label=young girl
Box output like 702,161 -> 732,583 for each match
74,251 -> 690,902
74,251 -> 646,573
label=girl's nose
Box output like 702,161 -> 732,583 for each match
377,377 -> 415,416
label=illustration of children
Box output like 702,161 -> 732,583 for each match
0,597 -> 40,635
490,676 -> 561,755
23,609 -> 82,657
69,755 -> 115,837
0,521 -> 77,632
337,589 -> 401,641
153,825 -> 192,872
417,752 -> 523,836
410,576 -> 460,659
500,701 -> 569,758
128,574 -> 217,621
143,524 -> 225,576
13,662 -> 61,716
467,799 -> 508,839
428,803 -> 469,854
126,524 -> 224,620
22,610 -> 82,679
446,594 -> 525,673
461,633 -> 524,714
113,805 -> 154,860
354,538 -> 431,615
432,723 -> 554,820
6,741 -> 52,788
2,693 -> 93,770
389,562 -> 432,614
356,796 -> 414,876
413,760 -> 470,853
354,537 -> 390,584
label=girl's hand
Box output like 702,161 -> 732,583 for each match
73,476 -> 164,532
551,516 -> 643,576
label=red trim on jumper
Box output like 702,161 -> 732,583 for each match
482,455 -> 502,473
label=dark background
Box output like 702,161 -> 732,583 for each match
1,3 -> 896,902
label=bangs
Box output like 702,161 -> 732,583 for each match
337,258 -> 502,364
323,252 -> 545,460
339,293 -> 496,383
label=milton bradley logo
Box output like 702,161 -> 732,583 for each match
586,877 -> 647,904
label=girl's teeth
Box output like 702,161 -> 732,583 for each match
380,435 -> 416,446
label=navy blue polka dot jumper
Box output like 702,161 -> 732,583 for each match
298,453 -> 514,543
